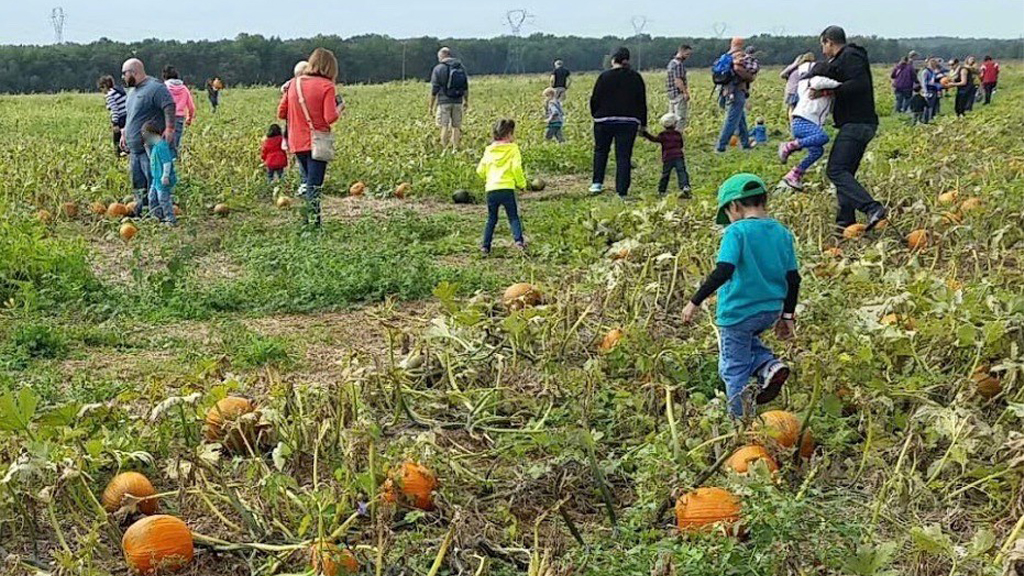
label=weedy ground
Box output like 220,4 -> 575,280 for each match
0,65 -> 1022,576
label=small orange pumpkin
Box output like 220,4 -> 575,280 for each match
172,205 -> 182,217
275,196 -> 292,209
937,190 -> 958,205
62,202 -> 78,218
972,366 -> 1002,399
36,209 -> 54,224
349,182 -> 366,197
383,462 -> 438,511
675,487 -> 741,533
309,540 -> 359,575
599,329 -> 624,353
959,197 -> 982,212
729,135 -> 740,147
119,223 -> 138,242
503,283 -> 541,311
394,182 -> 411,199
754,410 -> 814,459
91,201 -> 108,215
824,246 -> 843,258
107,202 -> 130,218
726,445 -> 778,474
204,397 -> 257,452
126,201 -> 138,216
122,515 -> 193,574
842,223 -> 867,239
212,203 -> 230,217
102,472 -> 158,515
906,229 -> 929,250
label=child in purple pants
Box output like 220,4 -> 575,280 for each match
778,62 -> 841,190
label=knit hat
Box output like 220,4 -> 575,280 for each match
716,173 -> 768,226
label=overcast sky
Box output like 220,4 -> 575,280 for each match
6,0 -> 1023,45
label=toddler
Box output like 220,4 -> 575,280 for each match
751,117 -> 768,145
641,113 -> 691,198
261,124 -> 288,183
143,122 -> 178,225
543,88 -> 565,142
477,119 -> 526,254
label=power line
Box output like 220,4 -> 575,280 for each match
50,7 -> 66,44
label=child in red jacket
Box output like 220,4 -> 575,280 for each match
261,124 -> 288,183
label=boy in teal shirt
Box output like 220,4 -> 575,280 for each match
682,174 -> 801,417
144,122 -> 178,225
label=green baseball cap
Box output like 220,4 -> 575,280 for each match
716,173 -> 768,226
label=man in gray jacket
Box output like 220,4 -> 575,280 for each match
120,58 -> 176,217
429,47 -> 469,151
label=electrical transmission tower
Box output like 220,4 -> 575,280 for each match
712,22 -> 728,39
503,9 -> 534,74
50,7 -> 67,44
631,15 -> 648,70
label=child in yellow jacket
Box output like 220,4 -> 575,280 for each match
476,119 -> 527,254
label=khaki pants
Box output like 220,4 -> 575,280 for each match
669,97 -> 689,130
553,87 -> 567,101
436,103 -> 464,128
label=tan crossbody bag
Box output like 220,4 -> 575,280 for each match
295,76 -> 335,162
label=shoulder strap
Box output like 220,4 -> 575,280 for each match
295,76 -> 316,132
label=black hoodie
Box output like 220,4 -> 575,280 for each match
821,44 -> 879,127
589,66 -> 648,126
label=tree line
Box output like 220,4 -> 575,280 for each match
1,33 -> 1020,94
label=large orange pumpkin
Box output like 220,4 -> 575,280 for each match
204,397 -> 257,452
726,445 -> 778,474
599,329 -> 624,353
122,515 -> 193,574
754,410 -> 814,459
503,283 -> 541,311
675,487 -> 741,533
102,472 -> 158,515
107,202 -> 130,218
383,462 -> 438,511
120,223 -> 139,242
309,540 -> 359,575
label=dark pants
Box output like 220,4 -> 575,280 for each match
267,168 -> 285,183
894,89 -> 913,113
295,152 -> 327,226
982,82 -> 996,104
112,127 -> 123,155
592,122 -> 638,196
826,123 -> 881,226
658,157 -> 690,194
924,94 -> 939,122
482,189 -> 523,249
955,86 -> 976,116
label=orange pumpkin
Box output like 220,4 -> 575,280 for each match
107,202 -> 130,218
275,196 -> 292,209
204,397 -> 257,452
212,203 -> 230,217
972,366 -> 1002,399
126,201 -> 138,216
119,223 -> 138,242
906,229 -> 929,250
394,182 -> 411,199
675,487 -> 741,533
309,540 -> 359,575
729,135 -> 740,147
102,472 -> 158,515
824,247 -> 843,258
941,211 -> 962,225
62,202 -> 78,218
959,197 -> 982,212
754,410 -> 814,459
842,223 -> 867,239
937,190 -> 958,205
122,515 -> 193,574
36,209 -> 53,224
599,329 -> 624,353
349,182 -> 366,197
726,445 -> 778,474
384,462 -> 438,511
91,201 -> 108,215
503,283 -> 541,311
172,205 -> 182,217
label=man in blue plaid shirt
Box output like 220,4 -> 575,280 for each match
666,45 -> 693,131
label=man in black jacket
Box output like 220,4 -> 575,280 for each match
817,26 -> 888,231
589,47 -> 648,199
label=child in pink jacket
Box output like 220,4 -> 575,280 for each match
162,65 -> 196,156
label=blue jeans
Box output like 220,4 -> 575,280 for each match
791,117 -> 830,173
147,185 -> 177,224
826,123 -> 881,226
545,123 -> 565,143
719,310 -> 782,417
295,152 -> 327,226
658,157 -> 690,193
267,168 -> 284,183
482,189 -> 523,249
592,122 -> 638,196
894,89 -> 912,113
128,147 -> 151,216
924,93 -> 940,122
172,116 -> 185,157
716,90 -> 750,151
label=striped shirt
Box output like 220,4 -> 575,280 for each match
666,57 -> 687,100
105,88 -> 127,125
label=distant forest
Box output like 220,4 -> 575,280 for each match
1,33 -> 1021,94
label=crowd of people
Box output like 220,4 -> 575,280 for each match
94,27 -> 1002,418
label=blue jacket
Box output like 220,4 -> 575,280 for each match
149,139 -> 177,191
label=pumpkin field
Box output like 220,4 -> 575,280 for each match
0,63 -> 1023,576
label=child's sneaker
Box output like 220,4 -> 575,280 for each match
588,183 -> 604,195
782,168 -> 805,191
778,140 -> 799,163
756,361 -> 790,405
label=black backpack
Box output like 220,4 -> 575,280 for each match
444,62 -> 468,99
